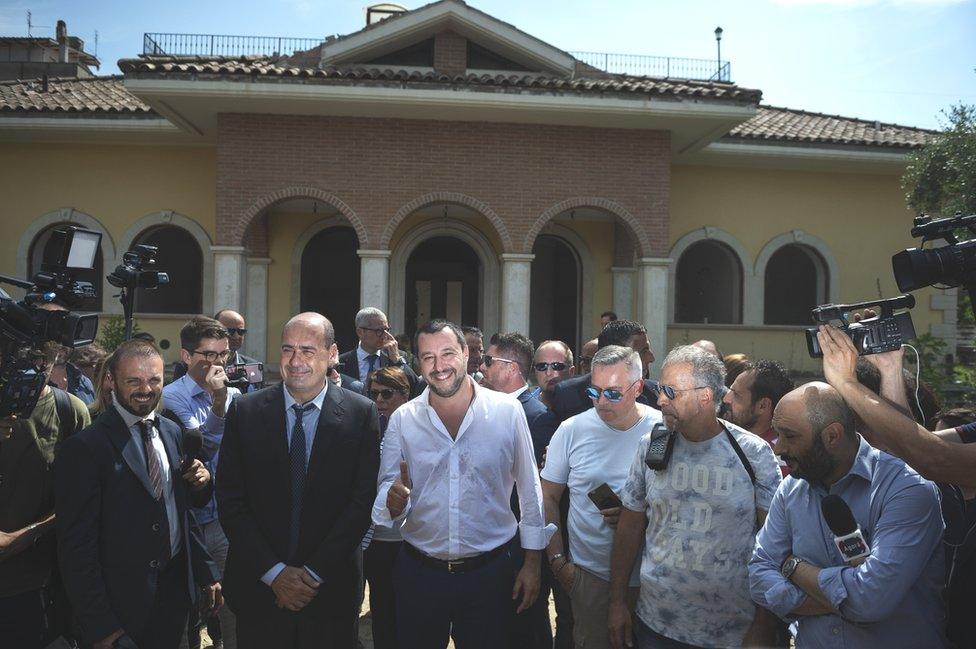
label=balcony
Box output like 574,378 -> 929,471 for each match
142,32 -> 732,82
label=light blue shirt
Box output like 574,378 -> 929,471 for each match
162,374 -> 240,525
749,436 -> 946,648
357,344 -> 381,382
261,382 -> 328,587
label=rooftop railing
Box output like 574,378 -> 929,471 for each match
142,32 -> 732,82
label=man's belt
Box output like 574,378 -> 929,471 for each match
403,541 -> 510,574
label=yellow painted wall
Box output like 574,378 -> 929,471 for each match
669,164 -> 941,373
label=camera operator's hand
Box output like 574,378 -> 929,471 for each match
92,628 -> 125,649
817,325 -> 860,389
182,459 -> 210,492
0,415 -> 17,441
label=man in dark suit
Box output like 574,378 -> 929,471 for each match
217,312 -> 380,649
551,320 -> 659,424
480,332 -> 558,649
55,339 -> 220,649
337,307 -> 420,395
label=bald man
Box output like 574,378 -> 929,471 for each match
217,312 -> 380,648
749,382 -> 945,648
215,309 -> 260,366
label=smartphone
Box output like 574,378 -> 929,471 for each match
587,483 -> 622,510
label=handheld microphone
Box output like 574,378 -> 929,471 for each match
821,494 -> 870,565
181,427 -> 204,472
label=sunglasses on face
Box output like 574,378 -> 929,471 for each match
225,328 -> 247,335
533,361 -> 568,372
369,388 -> 400,401
481,355 -> 519,368
653,384 -> 708,400
586,378 -> 641,403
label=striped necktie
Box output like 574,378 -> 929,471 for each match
138,420 -> 163,501
288,402 -> 315,561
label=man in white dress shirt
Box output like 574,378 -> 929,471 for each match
373,319 -> 554,649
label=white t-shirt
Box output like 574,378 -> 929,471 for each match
541,405 -> 662,585
621,420 -> 782,648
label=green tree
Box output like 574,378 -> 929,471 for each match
902,103 -> 976,216
96,315 -> 139,352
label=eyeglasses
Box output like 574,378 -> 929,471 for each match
533,361 -> 568,372
360,326 -> 391,335
190,349 -> 230,362
653,384 -> 709,400
586,379 -> 642,403
225,328 -> 247,336
369,388 -> 401,401
482,355 -> 519,368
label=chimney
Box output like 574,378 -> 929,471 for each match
56,20 -> 68,63
42,74 -> 49,92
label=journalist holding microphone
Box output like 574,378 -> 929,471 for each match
748,381 -> 946,648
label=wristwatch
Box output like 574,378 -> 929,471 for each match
548,552 -> 566,566
781,556 -> 804,579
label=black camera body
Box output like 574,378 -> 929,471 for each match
893,212 -> 976,303
0,226 -> 102,417
224,362 -> 264,390
805,294 -> 917,358
108,245 -> 170,290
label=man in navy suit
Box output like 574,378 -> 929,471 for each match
481,332 -> 558,648
55,339 -> 220,649
550,320 -> 660,425
336,307 -> 420,395
217,312 -> 380,649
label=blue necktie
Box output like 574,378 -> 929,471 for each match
288,402 -> 315,561
367,353 -> 378,377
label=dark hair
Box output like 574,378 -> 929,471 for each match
68,343 -> 107,369
601,311 -> 618,321
107,339 -> 162,377
856,359 -> 942,427
416,319 -> 466,353
723,353 -> 750,387
131,331 -> 156,344
367,366 -> 411,396
461,326 -> 483,340
935,407 -> 976,430
747,360 -> 794,410
180,316 -> 227,352
598,319 -> 646,349
490,332 -> 534,380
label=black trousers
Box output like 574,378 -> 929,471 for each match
128,552 -> 191,649
0,587 -> 49,649
364,540 -> 402,649
508,545 -> 552,649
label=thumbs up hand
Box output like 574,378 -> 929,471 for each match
387,459 -> 411,518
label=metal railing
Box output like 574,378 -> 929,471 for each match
141,33 -> 732,81
570,51 -> 730,82
143,32 -> 323,58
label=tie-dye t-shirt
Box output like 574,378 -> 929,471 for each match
621,421 -> 781,648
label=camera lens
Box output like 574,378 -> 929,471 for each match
892,248 -> 944,292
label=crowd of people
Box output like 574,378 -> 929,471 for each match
1,303 -> 975,649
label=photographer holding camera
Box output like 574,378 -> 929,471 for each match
0,340 -> 90,648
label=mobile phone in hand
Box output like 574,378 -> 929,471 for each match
587,483 -> 622,510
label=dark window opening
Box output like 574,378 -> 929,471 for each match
364,38 -> 435,67
675,240 -> 742,324
132,225 -> 202,315
301,226 -> 361,353
764,244 -> 828,325
467,41 -> 531,71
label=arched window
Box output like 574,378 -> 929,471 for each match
131,225 -> 203,314
28,223 -> 104,312
764,244 -> 828,325
675,240 -> 742,324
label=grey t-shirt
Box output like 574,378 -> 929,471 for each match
621,420 -> 781,648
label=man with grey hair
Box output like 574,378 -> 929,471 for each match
337,307 -> 419,393
541,345 -> 662,649
608,344 -> 782,649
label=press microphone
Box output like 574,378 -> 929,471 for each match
181,427 -> 204,472
821,494 -> 870,565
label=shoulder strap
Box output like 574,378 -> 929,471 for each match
51,386 -> 74,441
722,424 -> 757,485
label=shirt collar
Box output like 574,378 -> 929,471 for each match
179,373 -> 207,398
506,385 -> 529,399
112,392 -> 157,430
825,434 -> 874,490
357,344 -> 378,362
283,381 -> 328,412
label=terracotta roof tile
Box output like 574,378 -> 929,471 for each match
728,105 -> 934,149
117,55 -> 763,103
0,75 -> 152,114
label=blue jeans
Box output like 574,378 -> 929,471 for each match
395,545 -> 516,649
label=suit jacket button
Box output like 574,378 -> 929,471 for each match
149,559 -> 159,569
152,523 -> 160,532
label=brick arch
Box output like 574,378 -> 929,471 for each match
233,186 -> 367,248
524,197 -> 651,256
380,192 -> 513,252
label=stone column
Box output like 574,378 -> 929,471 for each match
358,249 -> 391,314
212,246 -> 247,313
500,253 -> 535,334
611,267 -> 637,320
244,257 -> 271,361
637,257 -> 672,376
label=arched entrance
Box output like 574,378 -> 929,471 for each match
299,225 -> 361,351
404,236 -> 481,340
530,234 -> 580,349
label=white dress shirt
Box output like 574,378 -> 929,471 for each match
113,395 -> 181,556
373,379 -> 554,559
